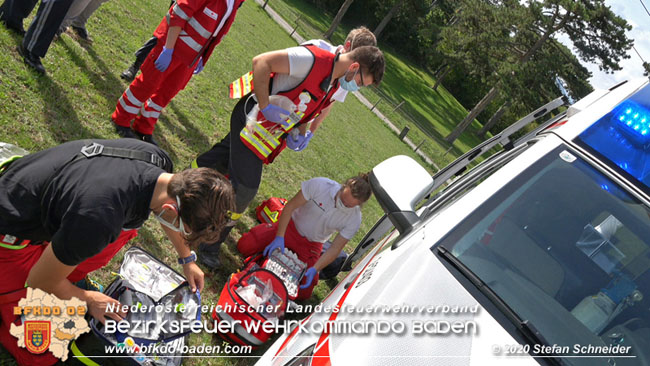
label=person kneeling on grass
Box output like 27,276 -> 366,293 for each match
237,174 -> 372,300
0,139 -> 234,365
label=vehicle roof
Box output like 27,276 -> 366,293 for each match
548,78 -> 649,142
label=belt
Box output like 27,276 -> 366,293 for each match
0,234 -> 31,249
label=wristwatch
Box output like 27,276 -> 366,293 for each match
178,251 -> 197,265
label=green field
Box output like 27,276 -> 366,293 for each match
0,0 -> 470,364
266,0 -> 489,167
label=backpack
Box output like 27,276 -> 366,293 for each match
66,247 -> 200,366
255,197 -> 287,224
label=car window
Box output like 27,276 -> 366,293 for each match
435,146 -> 650,365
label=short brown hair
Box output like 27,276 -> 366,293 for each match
168,168 -> 235,247
348,46 -> 385,85
345,26 -> 376,49
344,173 -> 372,203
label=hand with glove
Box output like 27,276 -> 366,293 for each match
261,104 -> 290,123
300,267 -> 317,289
155,47 -> 174,72
193,57 -> 204,75
286,131 -> 313,151
263,236 -> 285,257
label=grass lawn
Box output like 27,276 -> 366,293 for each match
0,0 -> 440,364
267,0 -> 492,167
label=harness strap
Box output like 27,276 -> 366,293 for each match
80,142 -> 167,170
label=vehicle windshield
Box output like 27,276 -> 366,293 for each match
435,146 -> 650,366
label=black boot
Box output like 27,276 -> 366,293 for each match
18,45 -> 45,74
114,122 -> 138,139
120,59 -> 144,81
197,224 -> 235,270
136,131 -> 158,146
198,242 -> 222,270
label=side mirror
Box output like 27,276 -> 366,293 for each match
370,155 -> 434,234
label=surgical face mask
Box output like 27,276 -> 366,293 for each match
154,196 -> 190,236
335,193 -> 354,211
339,69 -> 359,92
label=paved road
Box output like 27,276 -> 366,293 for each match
254,0 -> 438,169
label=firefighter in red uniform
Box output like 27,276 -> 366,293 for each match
111,0 -> 245,144
192,44 -> 385,269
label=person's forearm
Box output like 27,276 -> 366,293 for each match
313,235 -> 348,271
313,246 -> 340,271
165,26 -> 182,49
26,261 -> 91,303
161,224 -> 192,258
275,203 -> 295,238
275,191 -> 307,237
309,105 -> 331,133
252,55 -> 272,109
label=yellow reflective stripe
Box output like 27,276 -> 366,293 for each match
190,159 -> 199,169
252,124 -> 280,146
251,131 -> 277,152
242,71 -> 253,94
0,155 -> 22,174
263,206 -> 279,222
70,341 -> 101,366
0,243 -> 27,250
240,131 -> 272,157
228,71 -> 254,99
230,81 -> 241,99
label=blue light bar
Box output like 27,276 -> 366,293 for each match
575,83 -> 650,195
612,101 -> 650,142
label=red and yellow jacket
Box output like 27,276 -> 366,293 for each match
241,45 -> 339,164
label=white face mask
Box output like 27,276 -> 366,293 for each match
154,196 -> 190,235
335,192 -> 354,211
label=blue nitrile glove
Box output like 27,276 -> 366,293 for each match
261,104 -> 290,123
297,131 -> 313,151
193,57 -> 204,75
300,267 -> 317,289
263,236 -> 285,257
154,47 -> 174,72
286,131 -> 313,151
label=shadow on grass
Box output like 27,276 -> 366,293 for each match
32,71 -> 105,142
132,226 -> 165,255
158,99 -> 213,153
58,38 -> 127,108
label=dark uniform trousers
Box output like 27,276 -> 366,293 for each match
196,93 -> 264,213
0,0 -> 38,28
1,0 -> 74,57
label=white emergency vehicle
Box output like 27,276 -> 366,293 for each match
257,78 -> 650,366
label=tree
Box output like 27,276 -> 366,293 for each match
374,0 -> 408,38
323,0 -> 355,39
443,0 -> 632,144
478,38 -> 593,138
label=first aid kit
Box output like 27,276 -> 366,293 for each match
255,197 -> 287,224
68,247 -> 201,366
212,250 -> 306,348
